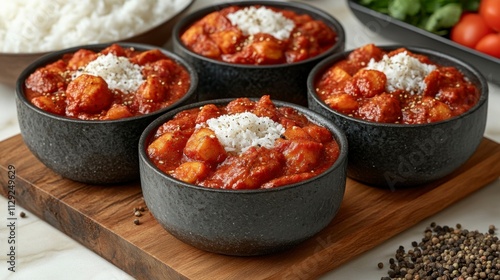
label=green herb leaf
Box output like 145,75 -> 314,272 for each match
388,0 -> 422,20
357,0 -> 480,35
424,3 -> 462,33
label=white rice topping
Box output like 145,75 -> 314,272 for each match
226,6 -> 295,40
366,51 -> 437,95
199,112 -> 285,154
72,53 -> 144,93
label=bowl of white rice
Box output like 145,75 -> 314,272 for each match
138,97 -> 348,256
0,0 -> 194,86
172,0 -> 345,106
307,45 -> 488,189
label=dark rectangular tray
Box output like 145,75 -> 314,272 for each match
347,0 -> 500,85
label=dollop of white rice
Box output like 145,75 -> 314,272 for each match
72,53 -> 144,93
0,0 -> 183,53
226,6 -> 295,40
199,112 -> 285,154
366,51 -> 437,95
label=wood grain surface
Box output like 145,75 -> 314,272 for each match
1,134 -> 500,280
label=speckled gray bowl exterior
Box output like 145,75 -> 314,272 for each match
139,99 -> 348,256
15,43 -> 198,185
172,1 -> 345,106
307,46 -> 488,189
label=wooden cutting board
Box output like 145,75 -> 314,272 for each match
1,134 -> 500,280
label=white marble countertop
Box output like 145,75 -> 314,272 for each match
0,0 -> 499,279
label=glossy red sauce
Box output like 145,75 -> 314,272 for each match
181,5 -> 337,65
24,44 -> 191,120
147,96 -> 340,189
315,44 -> 480,124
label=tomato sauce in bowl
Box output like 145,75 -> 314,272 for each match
314,44 -> 481,124
180,5 -> 338,65
15,42 -> 197,184
24,43 -> 191,120
172,1 -> 345,105
308,44 -> 488,188
146,95 -> 341,189
138,95 -> 348,255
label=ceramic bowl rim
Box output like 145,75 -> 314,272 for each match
139,98 -> 349,194
15,42 -> 198,124
307,45 -> 489,128
172,0 -> 346,69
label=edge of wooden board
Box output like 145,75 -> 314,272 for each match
1,135 -> 499,279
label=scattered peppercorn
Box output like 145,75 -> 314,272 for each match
378,262 -> 384,269
133,206 -> 146,213
132,205 -> 148,225
19,212 -> 26,218
380,223 -> 499,280
490,225 -> 497,235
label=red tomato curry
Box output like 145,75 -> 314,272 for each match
180,5 -> 337,65
315,44 -> 480,124
147,96 -> 340,189
24,44 -> 191,120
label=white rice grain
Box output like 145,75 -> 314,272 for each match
366,51 -> 437,95
72,53 -> 144,93
199,112 -> 285,154
226,6 -> 295,40
0,0 -> 181,53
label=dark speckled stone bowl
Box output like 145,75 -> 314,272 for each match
172,1 -> 345,106
307,46 -> 488,189
139,99 -> 348,256
15,43 -> 198,185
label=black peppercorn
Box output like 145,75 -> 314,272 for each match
489,225 -> 496,235
380,223 -> 499,279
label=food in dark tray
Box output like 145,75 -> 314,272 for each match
357,0 -> 480,35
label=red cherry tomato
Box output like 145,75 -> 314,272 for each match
479,0 -> 500,32
451,13 -> 494,48
475,33 -> 500,58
